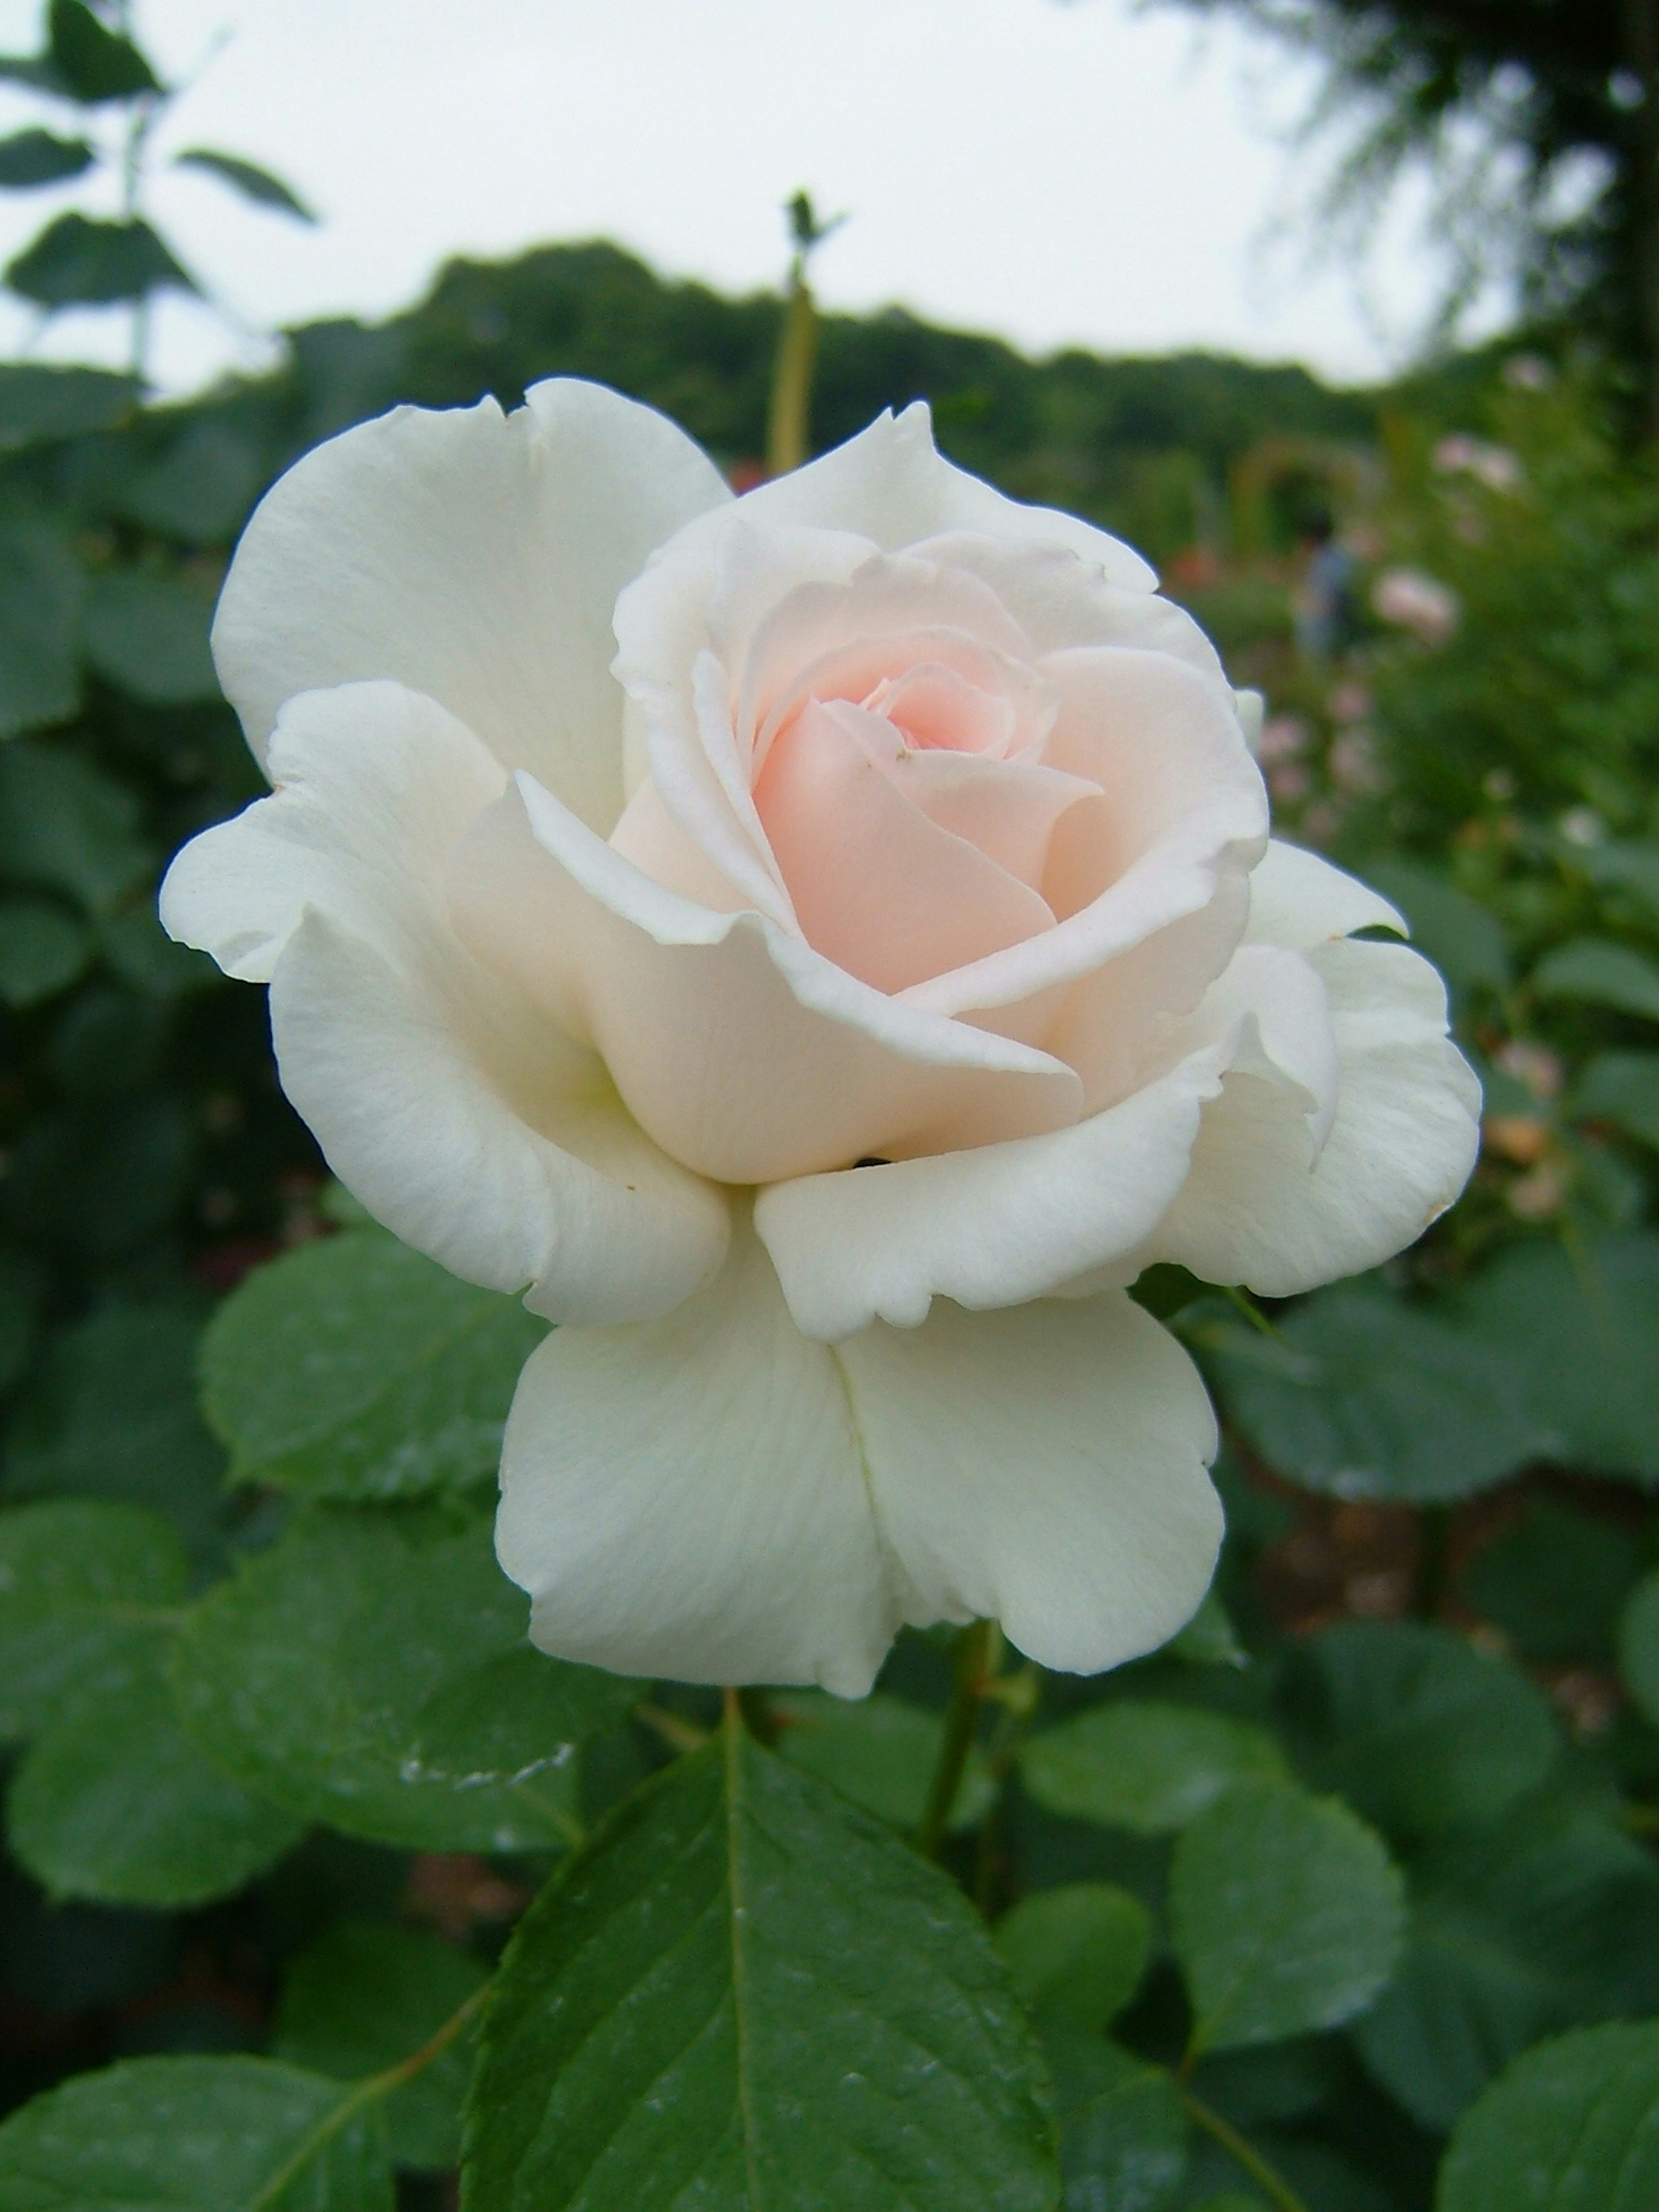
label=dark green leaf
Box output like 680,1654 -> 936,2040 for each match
1020,1701 -> 1287,1835
1274,1621 -> 1559,1838
0,518 -> 82,734
1044,2033 -> 1188,2212
114,419 -> 263,541
464,1727 -> 1058,2210
46,0 -> 161,100
1363,860 -> 1511,994
8,1624 -> 304,1906
275,1923 -> 487,2171
1619,1571 -> 1659,1728
0,1249 -> 37,1393
1577,839 -> 1659,917
171,1510 -> 636,1851
1207,1279 -> 1543,1503
0,896 -> 88,1005
175,148 -> 316,221
99,906 -> 216,997
996,1884 -> 1154,2029
1463,1498 -> 1645,1663
0,740 -> 148,912
0,2054 -> 392,2209
83,569 -> 219,703
1171,1780 -> 1404,2055
1170,1591 -> 1249,1669
0,1497 -> 185,1742
200,1230 -> 546,1503
1438,2020 -> 1659,2212
0,127 -> 93,187
1533,937 -> 1659,1022
0,362 -> 136,445
772,1688 -> 995,1831
1574,1051 -> 1659,1149
7,213 -> 194,306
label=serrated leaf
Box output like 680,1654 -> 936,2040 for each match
773,1688 -> 994,1832
1020,1701 -> 1287,1835
1171,1781 -> 1404,2055
170,1510 -> 637,1851
1574,1051 -> 1659,1148
275,1923 -> 487,2171
175,147 -> 315,221
997,1884 -> 1153,2029
1619,1572 -> 1659,1727
1044,2033 -> 1189,2212
0,896 -> 88,1005
7,213 -> 194,305
0,2054 -> 392,2209
1534,937 -> 1659,1022
46,0 -> 161,101
1273,1621 -> 1559,1840
0,517 -> 82,735
464,1725 -> 1058,2210
200,1230 -> 546,1502
0,739 -> 147,912
1463,1498 -> 1644,1663
8,1623 -> 304,1906
0,362 -> 136,445
83,568 -> 219,703
1438,2020 -> 1659,2212
0,1497 -> 185,1742
0,127 -> 93,187
1207,1279 -> 1543,1503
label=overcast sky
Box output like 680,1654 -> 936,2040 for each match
0,0 -> 1507,393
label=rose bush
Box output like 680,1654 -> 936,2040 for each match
161,380 -> 1479,1695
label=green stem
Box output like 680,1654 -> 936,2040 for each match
1179,2088 -> 1313,2212
913,1619 -> 995,1859
765,268 -> 816,477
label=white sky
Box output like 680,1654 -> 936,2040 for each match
0,0 -> 1510,394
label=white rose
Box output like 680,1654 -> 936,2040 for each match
162,382 -> 1479,1695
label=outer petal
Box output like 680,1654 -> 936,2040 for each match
451,770 -> 1084,1182
755,1056 -> 1227,1340
836,1291 -> 1222,1674
1244,839 -> 1406,950
213,378 -> 730,832
1143,938 -> 1481,1296
162,681 -> 729,1324
496,1217 -> 900,1695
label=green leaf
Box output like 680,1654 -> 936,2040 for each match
200,1230 -> 546,1503
772,1688 -> 995,1832
996,1883 -> 1154,2029
275,1923 -> 487,2171
114,419 -> 264,542
1171,1780 -> 1404,2055
0,1249 -> 37,1392
83,569 -> 219,703
175,147 -> 316,221
1273,1621 -> 1559,1840
0,362 -> 136,446
7,213 -> 195,305
0,127 -> 93,187
0,517 -> 83,735
0,2054 -> 392,2209
171,1510 -> 637,1851
1577,839 -> 1659,917
1533,937 -> 1659,1022
99,905 -> 215,998
1574,1051 -> 1659,1149
8,1624 -> 305,1906
0,740 -> 148,912
1438,2020 -> 1659,2212
1170,1590 -> 1249,1669
46,0 -> 161,101
1463,1497 -> 1645,1662
464,1726 -> 1058,2211
1351,1795 -> 1659,2133
1459,1233 -> 1659,1482
0,896 -> 88,1005
1206,1279 -> 1543,1503
1362,860 -> 1511,994
0,1497 -> 185,1743
1020,1701 -> 1288,1835
1044,2034 -> 1189,2212
1619,1571 -> 1659,1728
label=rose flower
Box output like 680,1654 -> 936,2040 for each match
163,383 -> 1479,1695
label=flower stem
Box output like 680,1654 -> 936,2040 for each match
913,1618 -> 995,1859
1179,2088 -> 1313,2212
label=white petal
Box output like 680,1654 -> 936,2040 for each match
163,680 -> 729,1324
736,405 -> 1157,589
1245,839 -> 1406,950
1145,938 -> 1481,1295
450,770 -> 1084,1182
496,1217 -> 899,1694
755,1055 -> 1226,1340
910,531 -> 1223,673
836,1291 -> 1222,1674
213,378 -> 729,832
